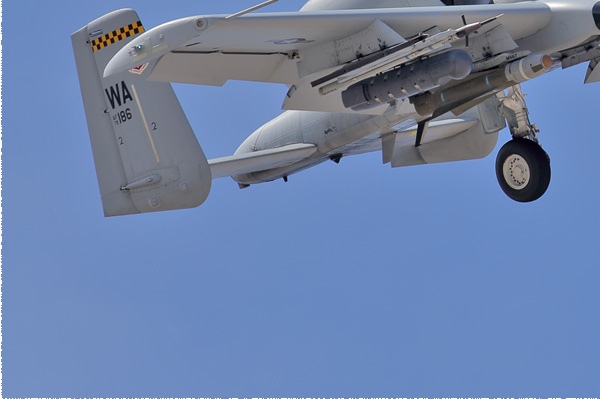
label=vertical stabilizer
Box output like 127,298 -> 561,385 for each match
72,9 -> 211,216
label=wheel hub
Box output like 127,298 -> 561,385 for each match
503,154 -> 530,190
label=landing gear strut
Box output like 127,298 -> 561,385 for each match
495,85 -> 551,202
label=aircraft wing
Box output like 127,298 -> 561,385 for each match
208,143 -> 317,179
104,3 -> 552,112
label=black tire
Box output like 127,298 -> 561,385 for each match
495,138 -> 551,202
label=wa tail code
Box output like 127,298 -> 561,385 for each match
105,81 -> 133,110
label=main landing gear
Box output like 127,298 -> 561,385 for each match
495,85 -> 551,202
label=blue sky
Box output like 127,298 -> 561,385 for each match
3,0 -> 600,397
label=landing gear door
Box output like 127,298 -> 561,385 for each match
478,96 -> 506,134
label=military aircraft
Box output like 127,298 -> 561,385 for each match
72,0 -> 600,216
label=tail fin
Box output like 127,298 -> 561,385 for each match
71,9 -> 211,216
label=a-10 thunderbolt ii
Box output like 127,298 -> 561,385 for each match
72,0 -> 600,216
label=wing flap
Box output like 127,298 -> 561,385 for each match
395,117 -> 479,146
585,57 -> 600,84
391,116 -> 496,167
208,143 -> 317,179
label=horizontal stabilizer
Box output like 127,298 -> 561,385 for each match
208,144 -> 317,179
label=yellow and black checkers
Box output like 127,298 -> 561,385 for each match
90,21 -> 145,52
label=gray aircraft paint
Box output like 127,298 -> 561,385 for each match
73,0 -> 600,214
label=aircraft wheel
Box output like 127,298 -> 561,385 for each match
495,138 -> 551,202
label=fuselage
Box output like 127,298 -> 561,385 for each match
232,0 -> 600,185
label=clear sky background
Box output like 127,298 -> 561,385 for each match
3,0 -> 600,397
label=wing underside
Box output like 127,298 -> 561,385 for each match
138,3 -> 552,96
